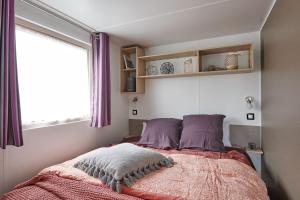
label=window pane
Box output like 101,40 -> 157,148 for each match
16,26 -> 90,127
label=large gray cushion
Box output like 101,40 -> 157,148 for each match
74,143 -> 174,193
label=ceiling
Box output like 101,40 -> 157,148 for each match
37,0 -> 275,47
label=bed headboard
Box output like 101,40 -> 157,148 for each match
129,119 -> 148,136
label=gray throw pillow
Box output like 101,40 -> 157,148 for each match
74,143 -> 174,193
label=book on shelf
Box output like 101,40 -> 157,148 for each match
123,55 -> 135,69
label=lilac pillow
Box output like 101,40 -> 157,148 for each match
179,115 -> 225,152
137,118 -> 182,149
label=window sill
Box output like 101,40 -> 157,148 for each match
22,118 -> 90,131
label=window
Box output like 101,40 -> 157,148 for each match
16,25 -> 90,129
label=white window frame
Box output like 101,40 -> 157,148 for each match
16,17 -> 92,130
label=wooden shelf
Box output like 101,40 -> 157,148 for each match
138,68 -> 254,79
122,68 -> 136,72
120,47 -> 145,94
121,43 -> 254,93
246,148 -> 264,155
138,50 -> 198,61
121,47 -> 138,54
121,91 -> 144,94
200,44 -> 252,55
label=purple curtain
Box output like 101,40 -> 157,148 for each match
0,0 -> 23,149
90,32 -> 111,128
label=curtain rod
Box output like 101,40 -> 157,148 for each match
19,0 -> 97,33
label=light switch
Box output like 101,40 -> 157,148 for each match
132,109 -> 138,115
247,113 -> 255,120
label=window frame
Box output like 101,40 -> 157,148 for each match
16,17 -> 92,130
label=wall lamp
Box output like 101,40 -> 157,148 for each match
245,96 -> 254,109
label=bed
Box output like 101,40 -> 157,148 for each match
1,116 -> 269,200
1,142 -> 268,200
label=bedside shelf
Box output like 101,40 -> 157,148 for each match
246,148 -> 264,155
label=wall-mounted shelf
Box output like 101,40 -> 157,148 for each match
138,50 -> 198,61
120,44 -> 254,93
138,68 -> 254,79
137,44 -> 254,79
122,68 -> 136,72
120,47 -> 145,94
246,148 -> 264,155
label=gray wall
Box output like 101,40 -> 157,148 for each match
0,0 -> 129,195
261,1 -> 300,199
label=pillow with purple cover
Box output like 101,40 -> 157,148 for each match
137,118 -> 182,149
179,114 -> 225,152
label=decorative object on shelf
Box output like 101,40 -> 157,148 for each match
127,74 -> 136,92
123,55 -> 134,69
207,65 -> 216,71
184,58 -> 193,73
160,62 -> 174,74
245,96 -> 255,109
225,52 -> 240,70
207,65 -> 225,71
248,142 -> 257,150
146,65 -> 158,75
216,67 -> 225,71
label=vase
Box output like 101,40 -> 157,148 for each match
184,58 -> 193,73
127,76 -> 136,92
225,52 -> 240,70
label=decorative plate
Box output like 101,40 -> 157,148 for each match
146,65 -> 159,75
160,62 -> 174,74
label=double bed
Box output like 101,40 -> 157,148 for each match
2,141 -> 268,200
1,116 -> 269,200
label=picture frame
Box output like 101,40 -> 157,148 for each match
123,55 -> 135,69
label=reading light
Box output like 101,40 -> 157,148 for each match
132,97 -> 138,103
245,96 -> 254,109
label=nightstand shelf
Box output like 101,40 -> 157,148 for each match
246,148 -> 263,155
246,148 -> 263,176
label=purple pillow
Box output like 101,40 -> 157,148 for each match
179,115 -> 225,152
137,118 -> 182,149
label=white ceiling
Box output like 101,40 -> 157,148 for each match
37,0 -> 275,47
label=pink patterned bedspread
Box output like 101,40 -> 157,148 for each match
2,148 -> 269,200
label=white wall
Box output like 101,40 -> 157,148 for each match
129,32 -> 261,145
0,1 -> 128,195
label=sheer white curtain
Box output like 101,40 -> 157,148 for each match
16,26 -> 90,128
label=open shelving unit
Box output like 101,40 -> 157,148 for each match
120,46 -> 144,94
120,44 -> 254,93
137,44 -> 254,79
